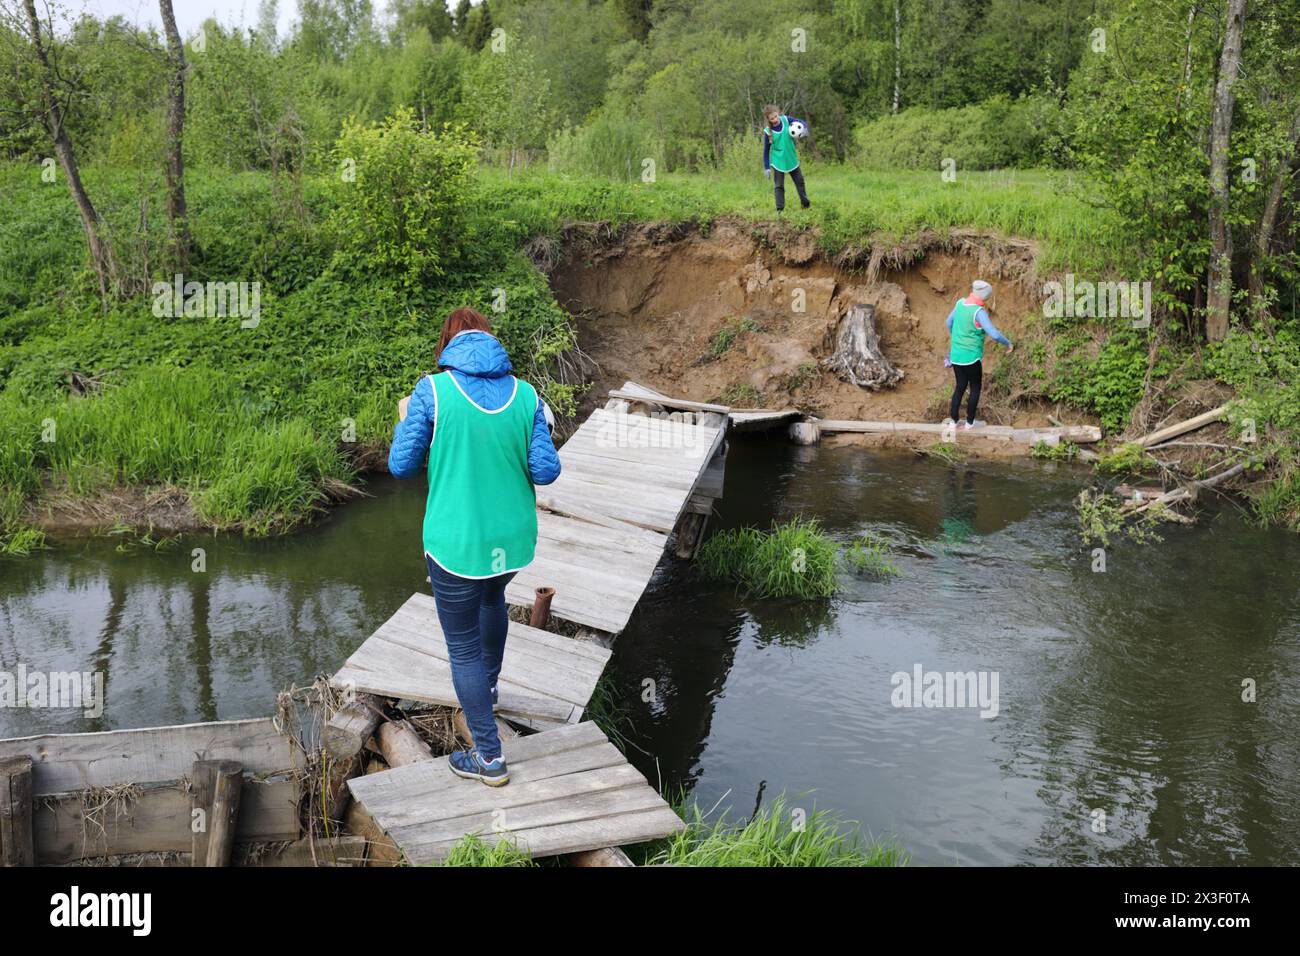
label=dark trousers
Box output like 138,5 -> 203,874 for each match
426,556 -> 516,761
773,167 -> 809,211
949,360 -> 983,424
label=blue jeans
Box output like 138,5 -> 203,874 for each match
425,557 -> 516,761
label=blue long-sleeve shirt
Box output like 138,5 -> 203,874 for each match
387,331 -> 561,485
761,116 -> 807,171
946,299 -> 1012,347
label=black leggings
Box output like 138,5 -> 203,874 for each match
949,360 -> 983,424
773,167 -> 809,211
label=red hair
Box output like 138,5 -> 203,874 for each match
437,307 -> 492,366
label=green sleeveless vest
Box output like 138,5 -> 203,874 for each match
422,371 -> 539,578
767,117 -> 799,173
949,298 -> 987,365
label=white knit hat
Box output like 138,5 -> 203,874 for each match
972,280 -> 993,299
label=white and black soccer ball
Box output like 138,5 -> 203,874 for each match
788,120 -> 808,139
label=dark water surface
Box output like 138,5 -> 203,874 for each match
3,442 -> 1298,865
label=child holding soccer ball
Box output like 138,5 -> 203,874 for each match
761,104 -> 811,213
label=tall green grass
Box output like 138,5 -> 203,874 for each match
698,517 -> 840,599
647,795 -> 909,867
0,366 -> 352,535
435,833 -> 537,867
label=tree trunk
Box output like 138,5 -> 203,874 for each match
159,0 -> 192,268
21,0 -> 119,300
1205,0 -> 1248,341
825,304 -> 904,390
892,0 -> 902,115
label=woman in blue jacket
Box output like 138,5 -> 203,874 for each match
388,308 -> 561,787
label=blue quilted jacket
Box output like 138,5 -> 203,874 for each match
387,331 -> 561,485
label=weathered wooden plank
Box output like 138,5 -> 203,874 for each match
404,593 -> 612,664
0,756 -> 34,866
1136,404 -> 1229,447
33,778 -> 299,865
347,722 -> 607,804
406,806 -> 685,864
816,419 -> 1102,443
0,718 -> 298,796
388,782 -> 667,850
608,388 -> 730,415
381,763 -> 651,834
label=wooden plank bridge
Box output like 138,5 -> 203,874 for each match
339,385 -> 727,862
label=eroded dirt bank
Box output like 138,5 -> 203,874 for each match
548,219 -> 1066,444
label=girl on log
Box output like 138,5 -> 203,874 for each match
945,280 -> 1014,429
761,104 -> 811,213
388,308 -> 561,787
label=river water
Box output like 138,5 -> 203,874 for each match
2,440 -> 1297,865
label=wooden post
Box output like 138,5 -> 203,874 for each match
0,756 -> 34,867
530,586 -> 555,630
789,421 -> 820,445
190,759 -> 243,867
566,846 -> 636,867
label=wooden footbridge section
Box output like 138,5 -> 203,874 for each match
337,383 -> 728,863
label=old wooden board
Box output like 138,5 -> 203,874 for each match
33,777 -> 299,865
347,721 -> 683,864
538,407 -> 725,534
506,511 -> 668,635
728,408 -> 803,432
816,419 -> 1102,444
333,592 -> 611,727
0,718 -> 299,797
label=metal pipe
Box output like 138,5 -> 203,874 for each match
530,586 -> 555,630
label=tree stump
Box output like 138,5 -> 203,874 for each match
824,304 -> 903,390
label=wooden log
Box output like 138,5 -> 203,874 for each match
376,720 -> 433,768
1134,405 -> 1229,447
345,760 -> 403,867
190,759 -> 243,867
0,756 -> 34,867
323,694 -> 384,761
608,386 -> 730,416
452,711 -> 520,750
825,304 -> 904,390
566,845 -> 636,867
789,421 -> 820,445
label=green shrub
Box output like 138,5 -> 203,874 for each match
853,94 -> 1065,171
1094,442 -> 1156,476
328,109 -> 479,287
548,110 -> 653,182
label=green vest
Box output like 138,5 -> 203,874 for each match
422,371 -> 539,578
767,116 -> 799,173
949,298 -> 987,365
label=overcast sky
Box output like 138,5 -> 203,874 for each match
60,1 -> 457,40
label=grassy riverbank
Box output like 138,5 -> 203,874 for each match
2,157 -> 1298,551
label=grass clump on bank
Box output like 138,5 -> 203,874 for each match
699,519 -> 903,598
646,795 -> 908,867
436,833 -> 537,867
698,518 -> 839,599
842,533 -> 900,578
